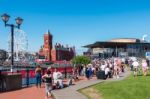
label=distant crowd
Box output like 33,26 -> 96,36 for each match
74,57 -> 149,79
77,58 -> 126,80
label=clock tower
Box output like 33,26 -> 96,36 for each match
43,30 -> 53,61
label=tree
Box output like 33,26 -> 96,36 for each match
71,55 -> 91,66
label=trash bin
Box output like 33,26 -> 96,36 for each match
0,71 -> 6,92
4,73 -> 22,91
96,71 -> 106,80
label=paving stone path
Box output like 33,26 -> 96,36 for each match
0,85 -> 52,99
51,69 -> 131,99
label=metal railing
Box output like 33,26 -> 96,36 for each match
0,65 -> 73,92
0,66 -> 47,92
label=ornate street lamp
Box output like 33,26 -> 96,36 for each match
1,13 -> 23,72
15,17 -> 23,29
1,13 -> 10,25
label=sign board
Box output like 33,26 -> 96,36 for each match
93,48 -> 104,54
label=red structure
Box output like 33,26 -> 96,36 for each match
38,30 -> 75,62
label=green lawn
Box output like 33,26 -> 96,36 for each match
80,71 -> 150,99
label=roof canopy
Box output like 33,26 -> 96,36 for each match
83,41 -> 150,48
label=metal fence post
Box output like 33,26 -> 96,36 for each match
65,66 -> 67,78
26,68 -> 29,87
0,70 -> 2,92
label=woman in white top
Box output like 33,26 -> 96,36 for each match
105,66 -> 110,79
142,59 -> 148,76
101,64 -> 106,71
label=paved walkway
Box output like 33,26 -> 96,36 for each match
0,85 -> 52,99
52,69 -> 131,99
0,69 -> 130,99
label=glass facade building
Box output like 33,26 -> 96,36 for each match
83,38 -> 150,58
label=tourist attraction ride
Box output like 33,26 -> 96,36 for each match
12,29 -> 28,61
7,29 -> 28,62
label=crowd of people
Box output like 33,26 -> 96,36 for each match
34,57 -> 149,99
74,58 -> 126,80
75,57 -> 150,80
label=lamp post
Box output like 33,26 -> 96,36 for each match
1,13 -> 23,72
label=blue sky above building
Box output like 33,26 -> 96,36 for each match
0,0 -> 150,54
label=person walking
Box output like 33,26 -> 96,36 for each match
105,66 -> 110,79
42,70 -> 52,99
113,61 -> 119,79
35,65 -> 42,88
85,66 -> 90,80
142,59 -> 148,76
132,60 -> 139,77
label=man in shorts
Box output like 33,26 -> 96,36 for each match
132,60 -> 139,77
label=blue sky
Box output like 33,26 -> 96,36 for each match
0,0 -> 150,54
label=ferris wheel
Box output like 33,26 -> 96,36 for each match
8,29 -> 28,61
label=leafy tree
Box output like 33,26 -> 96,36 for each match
71,55 -> 91,66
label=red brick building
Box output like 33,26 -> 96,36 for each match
38,30 -> 75,62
